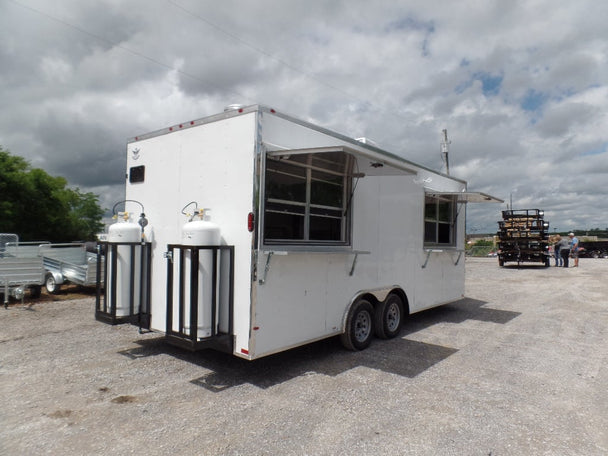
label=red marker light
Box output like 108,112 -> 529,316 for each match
247,212 -> 255,232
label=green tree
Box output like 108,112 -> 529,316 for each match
0,147 -> 105,242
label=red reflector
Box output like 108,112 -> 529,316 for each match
247,212 -> 254,232
253,326 -> 260,331
241,348 -> 249,354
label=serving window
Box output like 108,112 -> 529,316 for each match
263,151 -> 352,246
424,194 -> 457,246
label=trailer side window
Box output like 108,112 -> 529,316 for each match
264,152 -> 351,245
424,195 -> 456,246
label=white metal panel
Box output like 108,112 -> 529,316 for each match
426,191 -> 503,204
125,113 -> 256,353
266,145 -> 417,176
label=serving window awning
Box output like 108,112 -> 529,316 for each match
425,191 -> 503,204
266,145 -> 418,177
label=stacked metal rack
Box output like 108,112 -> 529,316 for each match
497,209 -> 551,267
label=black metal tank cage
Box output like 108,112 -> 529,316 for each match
95,241 -> 152,330
165,244 -> 235,353
96,199 -> 152,329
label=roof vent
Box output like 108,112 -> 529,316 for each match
224,104 -> 246,112
355,137 -> 378,147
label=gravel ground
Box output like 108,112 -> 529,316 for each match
1,258 -> 606,455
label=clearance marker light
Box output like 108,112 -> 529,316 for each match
247,212 -> 255,232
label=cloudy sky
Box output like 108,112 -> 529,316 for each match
1,0 -> 607,234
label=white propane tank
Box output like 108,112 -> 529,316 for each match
107,213 -> 142,317
181,209 -> 220,338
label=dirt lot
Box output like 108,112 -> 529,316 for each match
1,258 -> 606,455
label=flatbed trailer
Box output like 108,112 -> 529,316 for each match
40,243 -> 103,293
577,241 -> 608,258
0,234 -> 45,306
497,209 -> 550,267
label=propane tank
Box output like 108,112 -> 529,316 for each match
181,208 -> 220,245
108,212 -> 141,243
181,208 -> 220,338
107,212 -> 143,317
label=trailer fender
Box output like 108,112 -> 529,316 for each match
46,271 -> 65,285
45,271 -> 64,294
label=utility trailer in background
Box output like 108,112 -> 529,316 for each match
497,209 -> 550,267
578,241 -> 608,258
40,243 -> 103,294
96,105 -> 501,360
0,234 -> 45,306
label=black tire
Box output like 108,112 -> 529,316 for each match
45,274 -> 61,294
29,285 -> 42,299
340,299 -> 375,351
374,293 -> 404,339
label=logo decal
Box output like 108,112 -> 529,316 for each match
132,147 -> 141,160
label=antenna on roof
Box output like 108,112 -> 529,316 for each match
441,129 -> 450,175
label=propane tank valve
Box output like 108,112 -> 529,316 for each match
138,213 -> 148,229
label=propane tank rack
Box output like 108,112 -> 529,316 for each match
165,244 -> 234,352
95,241 -> 152,329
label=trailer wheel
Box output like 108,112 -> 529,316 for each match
45,274 -> 61,294
29,285 -> 42,299
341,299 -> 374,351
374,293 -> 404,339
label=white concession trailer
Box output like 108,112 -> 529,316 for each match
95,105 -> 501,360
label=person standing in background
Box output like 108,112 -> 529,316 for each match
569,232 -> 580,267
553,234 -> 563,267
559,235 -> 571,268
